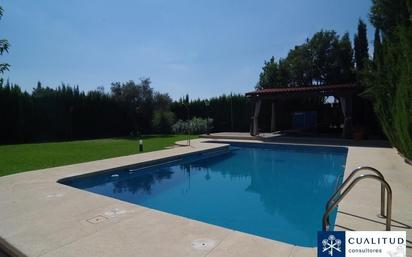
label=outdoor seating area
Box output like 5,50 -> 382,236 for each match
246,84 -> 359,138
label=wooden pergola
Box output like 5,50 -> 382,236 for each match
245,84 -> 360,138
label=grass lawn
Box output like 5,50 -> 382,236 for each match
0,134 -> 197,177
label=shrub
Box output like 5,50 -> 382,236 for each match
152,111 -> 176,134
172,117 -> 213,134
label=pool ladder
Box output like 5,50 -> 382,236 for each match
323,166 -> 392,231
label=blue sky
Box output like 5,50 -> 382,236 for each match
2,0 -> 373,99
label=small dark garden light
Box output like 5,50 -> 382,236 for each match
139,139 -> 143,152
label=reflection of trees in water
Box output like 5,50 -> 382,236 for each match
180,163 -> 209,175
183,148 -> 339,231
111,162 -> 206,195
113,169 -> 173,194
109,148 -> 341,232
187,151 -> 252,179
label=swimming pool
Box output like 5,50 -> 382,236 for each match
60,142 -> 347,247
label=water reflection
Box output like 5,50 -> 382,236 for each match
113,170 -> 173,194
63,145 -> 347,246
107,147 -> 345,221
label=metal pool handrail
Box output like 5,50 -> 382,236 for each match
322,174 -> 392,231
326,166 -> 386,218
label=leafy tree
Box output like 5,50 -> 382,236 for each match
153,92 -> 173,111
285,43 -> 313,86
110,79 -> 154,135
277,59 -> 290,86
257,57 -> 291,89
307,30 -> 355,85
258,30 -> 355,87
354,19 -> 369,71
152,110 -> 176,134
308,30 -> 341,85
0,6 -> 10,74
257,57 -> 279,89
152,92 -> 175,134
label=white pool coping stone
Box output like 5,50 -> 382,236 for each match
0,138 -> 411,257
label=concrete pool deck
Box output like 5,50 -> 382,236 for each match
0,138 -> 411,257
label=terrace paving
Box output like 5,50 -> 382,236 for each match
0,138 -> 411,257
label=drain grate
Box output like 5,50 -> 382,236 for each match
86,215 -> 107,224
191,238 -> 216,251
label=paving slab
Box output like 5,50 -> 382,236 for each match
41,210 -> 231,257
205,231 -> 295,257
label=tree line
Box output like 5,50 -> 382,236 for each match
0,79 -> 251,144
0,17 -> 382,144
0,80 -> 132,144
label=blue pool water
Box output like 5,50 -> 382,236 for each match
60,142 -> 347,247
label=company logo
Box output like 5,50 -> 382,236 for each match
318,231 -> 346,257
323,235 -> 342,255
317,231 -> 406,257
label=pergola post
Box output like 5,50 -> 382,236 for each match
250,99 -> 262,136
270,101 -> 276,132
340,95 -> 353,138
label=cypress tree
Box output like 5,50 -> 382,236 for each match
338,32 -> 355,83
354,19 -> 369,71
372,29 -> 382,66
365,0 -> 412,160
